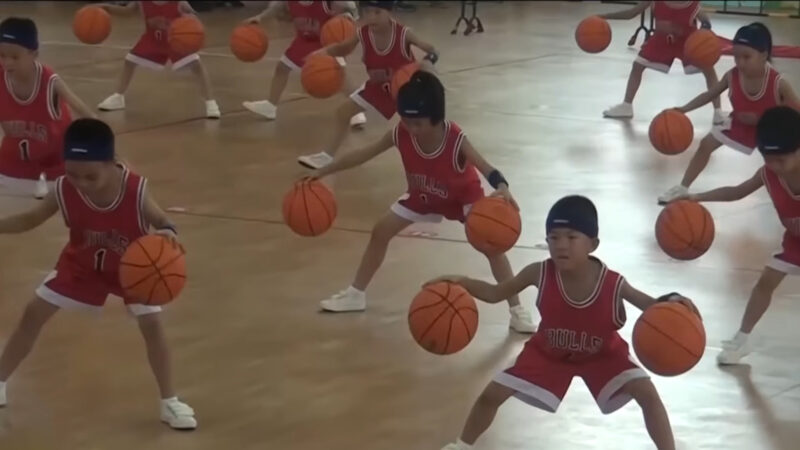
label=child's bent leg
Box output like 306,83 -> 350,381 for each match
98,60 -> 137,111
657,134 -> 723,204
443,382 -> 515,449
603,62 -> 646,119
298,98 -> 365,169
320,212 -> 413,312
486,253 -> 536,333
0,297 -> 60,406
242,61 -> 292,120
342,73 -> 367,128
622,378 -> 675,450
187,59 -> 220,119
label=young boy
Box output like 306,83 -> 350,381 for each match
95,1 -> 220,119
601,1 -> 724,124
297,0 -> 438,170
0,17 -> 95,199
677,106 -> 800,364
432,195 -> 700,450
307,71 -> 535,333
243,1 -> 367,127
0,118 -> 196,430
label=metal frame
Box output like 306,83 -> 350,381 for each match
451,1 -> 485,36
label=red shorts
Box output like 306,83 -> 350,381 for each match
0,138 -> 65,180
391,188 -> 485,223
768,231 -> 800,275
494,339 -> 649,414
126,32 -> 199,71
351,80 -> 396,120
636,31 -> 699,74
710,117 -> 756,155
280,36 -> 347,72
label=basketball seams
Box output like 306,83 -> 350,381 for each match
640,306 -> 705,358
131,237 -> 176,304
468,210 -> 521,235
410,283 -> 476,352
300,181 -> 315,236
306,183 -> 335,228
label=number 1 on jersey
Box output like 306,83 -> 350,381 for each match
94,249 -> 107,272
19,140 -> 30,161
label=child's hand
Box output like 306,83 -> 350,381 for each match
490,186 -> 519,211
155,229 -> 185,253
674,297 -> 702,320
736,112 -> 759,126
424,276 -> 465,287
244,14 -> 263,24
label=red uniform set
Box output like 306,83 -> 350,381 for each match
126,1 -> 199,71
351,20 -> 415,119
761,165 -> 800,275
282,1 -> 346,71
36,167 -> 161,316
390,121 -> 484,223
636,1 -> 701,74
711,65 -> 782,154
494,259 -> 649,414
0,62 -> 70,191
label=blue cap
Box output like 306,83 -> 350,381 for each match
757,107 -> 800,154
733,24 -> 770,53
546,195 -> 599,238
0,18 -> 39,51
63,119 -> 115,162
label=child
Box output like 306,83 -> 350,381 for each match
0,119 -> 196,430
0,17 -> 95,199
676,106 -> 800,365
306,71 -> 535,332
243,1 -> 367,127
601,1 -> 724,124
95,1 -> 220,119
433,195 -> 700,450
297,0 -> 438,170
658,23 -> 799,204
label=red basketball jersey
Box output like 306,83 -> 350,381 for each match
761,165 -> 800,237
653,1 -> 700,34
531,258 -> 627,362
358,20 -> 415,86
140,1 -> 182,41
54,167 -> 149,288
393,121 -> 483,208
729,65 -> 782,122
0,62 -> 71,180
288,0 -> 335,41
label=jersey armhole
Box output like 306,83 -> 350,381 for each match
612,275 -> 626,328
452,130 -> 467,174
774,73 -> 784,105
54,177 -> 70,227
137,178 -> 150,235
534,260 -> 549,308
46,74 -> 61,121
392,124 -> 401,149
399,26 -> 413,61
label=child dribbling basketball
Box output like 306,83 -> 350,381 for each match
0,119 -> 196,429
432,195 -> 700,450
306,71 -> 535,333
297,0 -> 438,169
0,17 -> 95,199
95,1 -> 220,119
601,1 -> 724,124
674,106 -> 800,365
658,23 -> 799,204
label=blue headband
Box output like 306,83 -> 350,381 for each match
546,205 -> 598,238
733,25 -> 769,53
397,92 -> 431,118
0,21 -> 38,50
63,139 -> 114,162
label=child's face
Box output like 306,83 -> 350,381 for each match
65,160 -> 118,197
763,150 -> 800,176
0,42 -> 37,76
401,117 -> 437,138
733,45 -> 767,76
546,228 -> 598,271
361,7 -> 392,27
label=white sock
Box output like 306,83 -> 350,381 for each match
346,286 -> 364,296
161,396 -> 178,404
734,331 -> 750,343
456,440 -> 473,449
0,381 -> 6,390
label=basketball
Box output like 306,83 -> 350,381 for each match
649,109 -> 694,155
301,53 -> 344,99
119,235 -> 187,306
684,29 -> 721,70
320,15 -> 356,47
390,62 -> 421,100
408,282 -> 479,355
633,302 -> 705,376
230,24 -> 268,62
575,16 -> 611,54
282,179 -> 337,236
655,200 -> 715,260
73,6 -> 111,45
168,15 -> 205,55
465,197 -> 521,256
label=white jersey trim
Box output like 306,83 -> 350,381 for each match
412,120 -> 449,160
452,130 -> 467,174
612,275 -> 626,329
556,258 -> 607,309
4,62 -> 42,106
399,26 -> 413,61
46,74 -> 60,121
54,176 -> 70,227
137,177 -> 149,235
368,20 -> 397,56
534,260 -> 548,308
76,166 -> 130,212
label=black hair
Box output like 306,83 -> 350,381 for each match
397,70 -> 445,125
756,107 -> 800,155
550,195 -> 598,222
546,195 -> 599,238
63,119 -> 116,161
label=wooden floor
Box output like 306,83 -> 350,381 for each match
1,1 -> 800,449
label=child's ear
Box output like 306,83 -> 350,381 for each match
590,238 -> 600,252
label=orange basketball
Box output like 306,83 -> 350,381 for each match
73,6 -> 111,45
320,15 -> 356,47
465,197 -> 521,256
390,62 -> 421,100
230,24 -> 268,62
684,29 -> 721,70
408,282 -> 479,355
301,54 -> 344,99
633,302 -> 705,376
575,16 -> 611,54
119,235 -> 187,306
282,179 -> 337,236
168,16 -> 205,55
649,109 -> 694,155
655,200 -> 715,260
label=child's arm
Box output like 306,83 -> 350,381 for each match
677,70 -> 730,113
429,262 -> 542,304
406,30 -> 438,64
620,281 -> 701,317
460,137 -> 518,209
245,1 -> 287,24
178,1 -> 197,16
688,169 -> 764,202
141,188 -> 182,247
318,34 -> 360,58
53,77 -> 97,119
779,78 -> 800,109
331,1 -> 358,19
311,130 -> 394,178
0,191 -> 59,234
97,1 -> 138,15
599,1 -> 651,20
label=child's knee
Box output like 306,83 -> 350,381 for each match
137,312 -> 164,335
624,378 -> 661,405
19,299 -> 57,333
336,100 -> 360,122
698,135 -> 721,153
631,62 -> 646,74
476,382 -> 513,409
370,221 -> 398,243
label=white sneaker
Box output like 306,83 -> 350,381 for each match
242,100 -> 277,120
160,397 -> 197,430
320,288 -> 366,312
657,184 -> 688,205
0,382 -> 7,407
205,100 -> 221,119
717,335 -> 752,365
603,102 -> 633,119
298,151 -> 334,169
441,444 -> 461,450
34,173 -> 48,199
713,109 -> 727,125
350,112 -> 367,128
509,305 -> 536,334
97,93 -> 125,111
